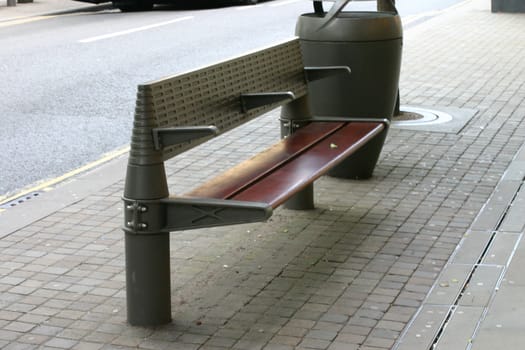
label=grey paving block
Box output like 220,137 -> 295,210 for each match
497,235 -> 525,286
498,187 -> 525,233
471,286 -> 525,350
470,180 -> 522,232
394,305 -> 451,350
502,160 -> 525,181
425,264 -> 473,306
458,265 -> 504,307
434,306 -> 484,350
450,231 -> 493,265
482,232 -> 521,266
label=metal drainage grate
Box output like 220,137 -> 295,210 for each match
392,106 -> 453,126
0,191 -> 43,209
391,105 -> 478,134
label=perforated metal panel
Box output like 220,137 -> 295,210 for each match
129,38 -> 307,165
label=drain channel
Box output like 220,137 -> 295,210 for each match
430,177 -> 525,349
0,191 -> 43,209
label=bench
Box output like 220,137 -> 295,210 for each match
122,38 -> 389,326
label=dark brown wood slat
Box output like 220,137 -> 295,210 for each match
230,122 -> 385,207
185,122 -> 345,199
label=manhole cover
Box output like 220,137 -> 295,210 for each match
393,111 -> 424,122
391,105 -> 478,134
393,106 -> 453,126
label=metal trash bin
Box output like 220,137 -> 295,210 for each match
296,0 -> 402,179
492,0 -> 525,12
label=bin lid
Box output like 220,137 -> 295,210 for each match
296,12 -> 402,42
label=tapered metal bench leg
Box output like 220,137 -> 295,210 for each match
284,184 -> 315,210
328,126 -> 388,179
124,159 -> 172,326
125,232 -> 172,326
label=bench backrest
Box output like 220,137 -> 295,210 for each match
129,38 -> 307,166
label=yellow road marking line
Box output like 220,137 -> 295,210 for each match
0,15 -> 58,28
0,146 -> 130,207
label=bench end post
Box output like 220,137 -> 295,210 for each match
125,231 -> 172,326
280,95 -> 316,210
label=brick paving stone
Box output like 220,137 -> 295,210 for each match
0,311 -> 23,322
315,312 -> 348,330
16,333 -> 49,345
305,329 -> 338,341
212,328 -> 246,340
333,332 -> 365,345
232,339 -> 266,350
327,342 -> 359,350
376,320 -> 405,332
363,336 -> 395,348
262,344 -> 294,350
204,336 -> 238,348
177,333 -> 210,345
31,325 -> 63,337
83,331 -> 118,343
298,337 -> 331,349
3,343 -> 37,350
270,335 -> 301,347
0,329 -> 21,341
44,337 -> 78,349
4,322 -> 35,333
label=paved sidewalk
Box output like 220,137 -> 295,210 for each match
0,0 -> 106,22
1,0 -> 525,349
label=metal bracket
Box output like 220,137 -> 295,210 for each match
311,117 -> 391,127
313,0 -> 324,14
304,66 -> 352,83
152,126 -> 219,150
240,92 -> 296,112
123,197 -> 272,234
123,198 -> 165,234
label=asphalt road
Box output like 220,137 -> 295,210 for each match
0,0 -> 466,199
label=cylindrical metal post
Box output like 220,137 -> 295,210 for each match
7,0 -> 16,6
125,232 -> 172,326
124,159 -> 172,325
492,0 -> 525,12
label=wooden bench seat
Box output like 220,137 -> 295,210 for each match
186,121 -> 385,208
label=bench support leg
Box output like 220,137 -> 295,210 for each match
280,96 -> 316,210
124,160 -> 173,326
125,232 -> 172,326
328,126 -> 388,179
284,184 -> 315,210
